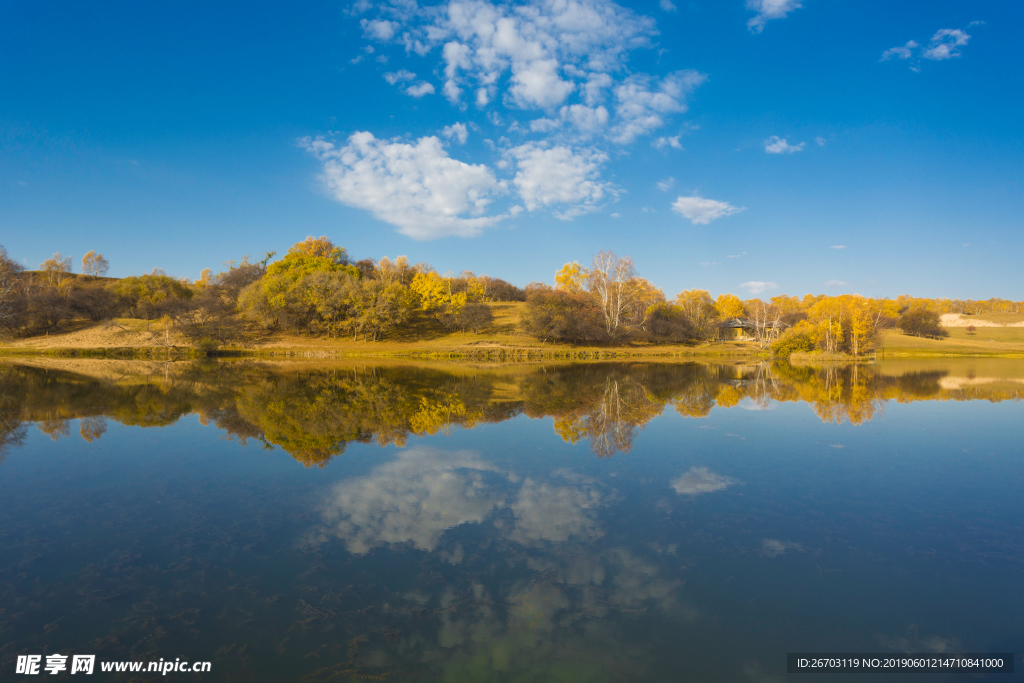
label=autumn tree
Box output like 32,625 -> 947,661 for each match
237,238 -> 359,330
410,270 -> 489,331
646,302 -> 692,341
555,261 -> 588,294
40,253 -> 73,287
81,250 -> 109,278
714,293 -> 745,320
621,277 -> 665,331
302,270 -> 358,338
898,307 -> 946,338
865,298 -> 900,334
806,296 -> 847,354
213,255 -> 269,302
675,289 -> 717,340
587,251 -> 643,337
349,280 -> 417,340
109,273 -> 195,325
0,245 -> 24,333
376,256 -> 413,286
477,276 -> 525,302
288,235 -> 348,264
745,298 -> 785,348
521,289 -> 604,344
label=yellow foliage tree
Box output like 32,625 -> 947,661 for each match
287,236 -> 348,264
675,289 -> 717,338
715,293 -> 745,320
81,250 -> 109,278
555,261 -> 588,294
410,271 -> 467,317
197,268 -> 213,288
40,253 -> 73,287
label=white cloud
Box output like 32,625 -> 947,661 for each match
375,0 -> 657,112
656,177 -> 675,192
727,251 -> 746,258
746,0 -> 802,34
923,28 -> 970,60
530,104 -> 612,136
320,0 -> 721,231
882,28 -> 973,64
405,81 -> 436,97
529,117 -> 561,133
362,18 -> 399,40
881,40 -> 918,61
582,72 -> 613,106
508,143 -> 614,218
830,244 -> 846,249
671,467 -> 736,495
350,0 -> 373,14
815,136 -> 826,146
740,281 -> 778,294
384,69 -> 416,85
825,279 -> 847,287
764,136 -> 805,154
512,59 -> 576,109
302,132 -> 512,239
612,71 -> 705,143
659,0 -> 677,11
652,135 -> 682,150
560,104 -> 611,134
442,122 -> 469,144
671,194 -> 745,225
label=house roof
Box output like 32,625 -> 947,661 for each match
719,317 -> 790,329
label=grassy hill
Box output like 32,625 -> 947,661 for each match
879,327 -> 1024,357
0,301 -> 761,358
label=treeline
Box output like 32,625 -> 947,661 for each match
1,239 -> 1020,355
521,253 -> 1019,355
0,238 -> 525,349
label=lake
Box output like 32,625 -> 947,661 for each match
1,358 -> 1022,681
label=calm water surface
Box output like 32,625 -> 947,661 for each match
1,359 -> 1022,681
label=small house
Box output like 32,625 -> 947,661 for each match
717,317 -> 788,341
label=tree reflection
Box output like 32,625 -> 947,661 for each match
0,359 -> 1020,465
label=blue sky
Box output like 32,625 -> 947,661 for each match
1,0 -> 1021,299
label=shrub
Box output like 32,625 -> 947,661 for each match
645,302 -> 693,342
898,307 -> 947,338
520,290 -> 605,344
770,326 -> 816,357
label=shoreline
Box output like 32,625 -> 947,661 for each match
2,344 -> 1023,361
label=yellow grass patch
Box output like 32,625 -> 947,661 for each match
879,330 -> 1024,357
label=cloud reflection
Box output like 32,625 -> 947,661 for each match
509,471 -> 610,545
319,447 -> 507,554
672,467 -> 737,495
